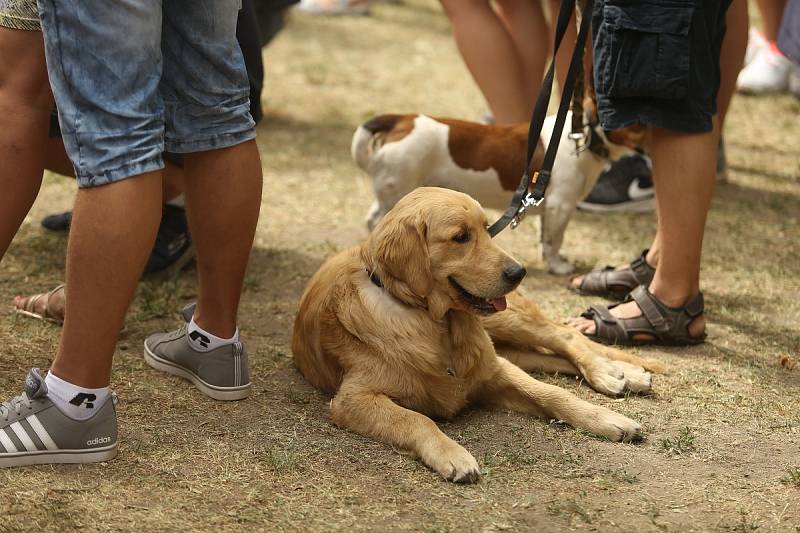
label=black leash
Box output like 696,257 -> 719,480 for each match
487,0 -> 594,238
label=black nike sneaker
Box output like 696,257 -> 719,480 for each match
578,153 -> 655,213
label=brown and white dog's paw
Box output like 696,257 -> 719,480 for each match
582,358 -> 652,397
424,440 -> 482,483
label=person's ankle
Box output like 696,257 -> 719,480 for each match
648,281 -> 699,309
644,248 -> 659,268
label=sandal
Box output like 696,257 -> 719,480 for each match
580,285 -> 706,346
572,249 -> 655,301
14,284 -> 66,325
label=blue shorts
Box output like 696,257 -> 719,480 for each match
38,0 -> 256,188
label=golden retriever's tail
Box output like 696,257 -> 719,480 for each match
351,114 -> 405,171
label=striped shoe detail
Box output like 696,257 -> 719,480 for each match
233,343 -> 243,388
8,422 -> 37,452
26,414 -> 59,450
0,429 -> 17,453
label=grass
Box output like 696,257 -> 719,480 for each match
1,1 -> 799,531
781,467 -> 800,488
658,427 -> 697,456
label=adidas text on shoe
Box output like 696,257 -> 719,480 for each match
144,325 -> 251,401
0,369 -> 118,468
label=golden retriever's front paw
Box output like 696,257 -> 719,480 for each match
589,408 -> 643,442
425,441 -> 481,483
583,358 -> 652,396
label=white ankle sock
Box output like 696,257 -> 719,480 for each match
187,317 -> 239,352
44,372 -> 110,421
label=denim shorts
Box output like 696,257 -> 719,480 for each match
592,0 -> 732,133
38,0 -> 256,187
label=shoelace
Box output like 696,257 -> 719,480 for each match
0,393 -> 33,422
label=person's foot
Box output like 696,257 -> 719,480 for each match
41,211 -> 72,232
13,284 -> 66,324
737,43 -> 792,94
0,369 -> 118,467
566,288 -> 706,343
577,154 -> 655,213
744,28 -> 767,67
144,325 -> 251,401
295,0 -> 371,15
143,205 -> 195,275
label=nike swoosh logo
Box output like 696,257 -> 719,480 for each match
628,178 -> 654,200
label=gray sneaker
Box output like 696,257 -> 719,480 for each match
0,369 -> 118,468
144,325 -> 250,401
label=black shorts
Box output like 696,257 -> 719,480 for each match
592,0 -> 732,133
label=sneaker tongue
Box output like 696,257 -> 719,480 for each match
490,296 -> 507,312
24,368 -> 48,399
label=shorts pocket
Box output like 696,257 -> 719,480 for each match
595,2 -> 694,100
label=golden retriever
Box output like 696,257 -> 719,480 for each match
292,187 -> 664,483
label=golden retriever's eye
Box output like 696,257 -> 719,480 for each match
452,231 -> 470,243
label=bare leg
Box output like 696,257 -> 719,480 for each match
495,0 -> 550,104
0,28 -> 52,259
568,120 -> 719,340
548,0 -> 578,93
50,172 -> 163,387
183,140 -> 262,338
439,0 -> 535,123
757,0 -> 787,42
719,0 -> 748,125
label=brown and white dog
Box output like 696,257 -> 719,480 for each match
293,187 -> 664,483
352,111 -> 642,275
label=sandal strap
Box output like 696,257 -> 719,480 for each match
629,286 -> 670,333
577,249 -> 655,297
629,285 -> 705,337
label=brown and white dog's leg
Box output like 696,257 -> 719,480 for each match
330,379 -> 481,483
480,291 -> 663,396
479,358 -> 642,442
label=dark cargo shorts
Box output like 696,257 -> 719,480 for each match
592,0 -> 732,133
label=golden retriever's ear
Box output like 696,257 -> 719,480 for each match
363,213 -> 433,303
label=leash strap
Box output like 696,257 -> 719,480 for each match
488,0 -> 594,238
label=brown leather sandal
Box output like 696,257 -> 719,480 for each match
572,249 -> 655,301
580,285 -> 706,346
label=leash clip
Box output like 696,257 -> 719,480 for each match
569,131 -> 588,153
511,187 -> 545,229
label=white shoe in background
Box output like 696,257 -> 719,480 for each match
737,44 -> 792,94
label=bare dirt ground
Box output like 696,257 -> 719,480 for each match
1,2 -> 799,531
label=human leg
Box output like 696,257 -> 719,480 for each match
0,26 -> 51,259
439,0 -> 531,123
495,0 -> 550,106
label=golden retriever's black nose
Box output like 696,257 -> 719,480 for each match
503,264 -> 527,285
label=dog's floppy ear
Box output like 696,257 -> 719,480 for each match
363,212 -> 433,305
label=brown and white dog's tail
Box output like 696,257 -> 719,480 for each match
351,114 -> 406,171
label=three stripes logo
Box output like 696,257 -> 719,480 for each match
0,414 -> 58,454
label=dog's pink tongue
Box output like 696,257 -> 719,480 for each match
490,297 -> 507,312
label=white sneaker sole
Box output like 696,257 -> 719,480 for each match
0,443 -> 117,468
143,342 -> 251,401
577,197 -> 656,213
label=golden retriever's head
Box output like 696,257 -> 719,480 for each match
361,187 -> 526,318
